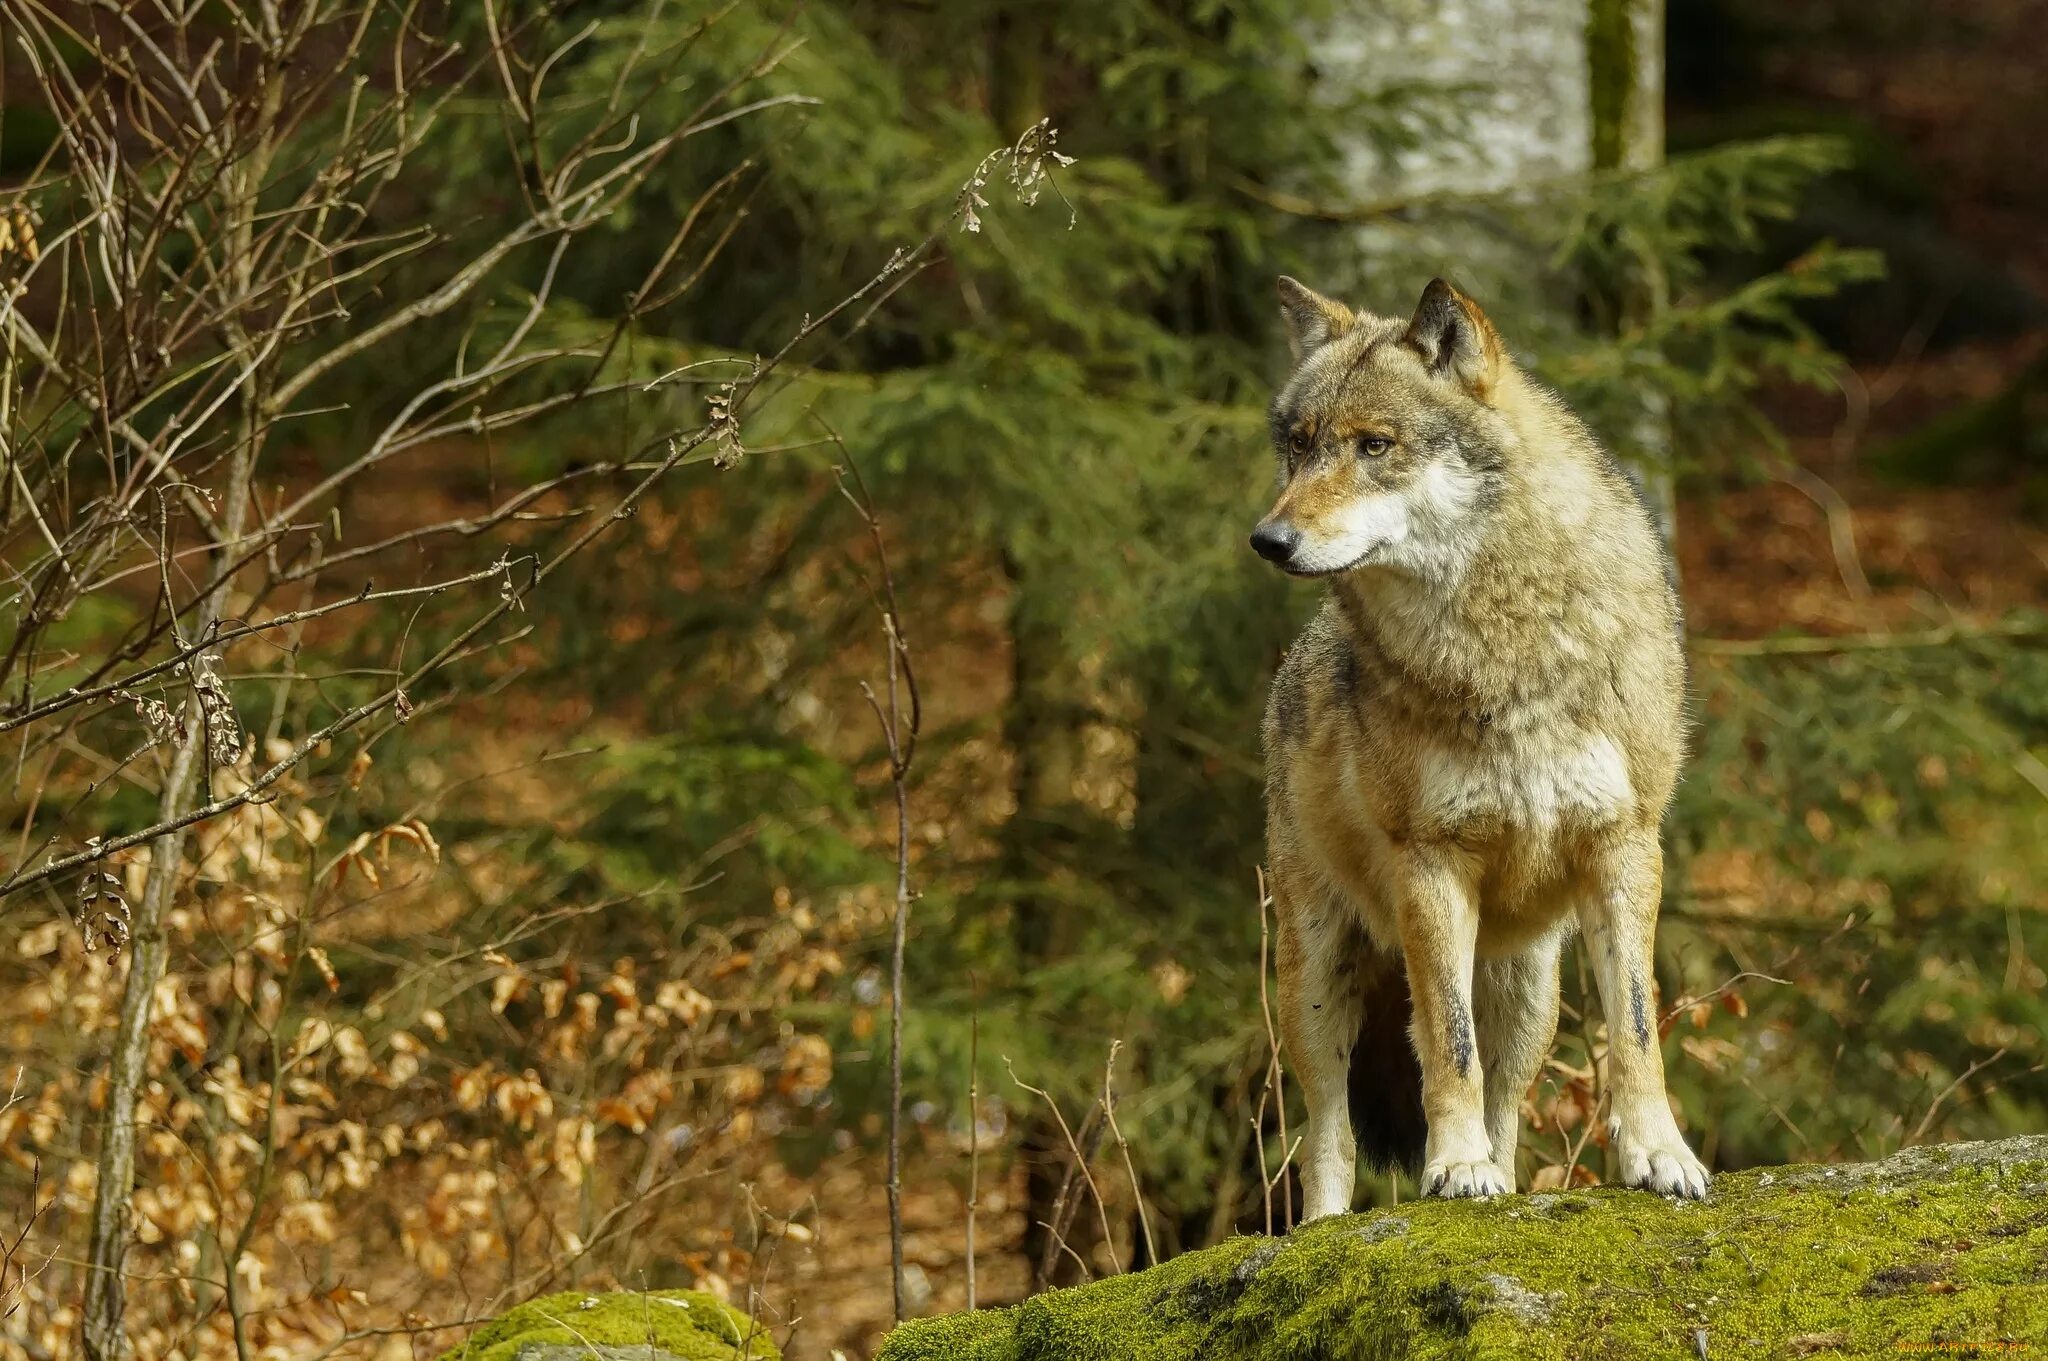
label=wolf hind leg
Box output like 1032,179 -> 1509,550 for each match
1472,929 -> 1565,1188
1273,868 -> 1367,1222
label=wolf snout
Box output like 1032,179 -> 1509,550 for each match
1249,521 -> 1301,565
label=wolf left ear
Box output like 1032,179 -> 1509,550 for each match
1276,276 -> 1355,360
1403,278 -> 1504,400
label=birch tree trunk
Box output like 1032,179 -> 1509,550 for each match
1315,0 -> 1593,323
1333,0 -> 1592,195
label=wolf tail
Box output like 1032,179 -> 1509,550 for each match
1347,952 -> 1428,1174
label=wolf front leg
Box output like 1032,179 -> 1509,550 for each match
1273,871 -> 1365,1222
1578,832 -> 1711,1199
1472,929 -> 1565,1186
1394,844 -> 1505,1198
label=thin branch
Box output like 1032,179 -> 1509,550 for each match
1908,1048 -> 2010,1147
1102,1040 -> 1154,1267
832,431 -> 921,1322
1255,866 -> 1292,1233
1690,618 -> 2048,657
1006,1058 -> 1118,1280
965,989 -> 980,1310
0,565 -> 518,738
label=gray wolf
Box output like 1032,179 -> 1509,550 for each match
1253,275 -> 1709,1215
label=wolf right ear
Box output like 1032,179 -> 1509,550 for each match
1404,278 -> 1504,400
1276,276 -> 1355,360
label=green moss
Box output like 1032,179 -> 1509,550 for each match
438,1289 -> 778,1361
881,1137 -> 2048,1360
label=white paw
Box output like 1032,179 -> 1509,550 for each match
1422,1156 -> 1510,1199
1611,1118 -> 1710,1199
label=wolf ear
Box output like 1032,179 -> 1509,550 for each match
1403,278 -> 1504,400
1276,276 -> 1355,360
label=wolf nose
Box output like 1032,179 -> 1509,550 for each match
1249,522 -> 1301,564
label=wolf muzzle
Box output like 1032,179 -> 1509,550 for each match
1249,521 -> 1301,565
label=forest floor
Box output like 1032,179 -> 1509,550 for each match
1678,340 -> 2048,639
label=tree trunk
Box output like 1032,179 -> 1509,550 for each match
1591,0 -> 1678,548
1317,0 -> 1674,539
1003,580 -> 1102,1288
988,4 -> 1045,139
987,7 -> 1109,1289
81,105 -> 274,1358
1316,0 -> 1594,313
80,734 -> 204,1361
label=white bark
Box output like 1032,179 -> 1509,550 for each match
1323,0 -> 1591,201
1309,0 -> 1593,339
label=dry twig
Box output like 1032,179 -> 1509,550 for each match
831,431 -> 922,1323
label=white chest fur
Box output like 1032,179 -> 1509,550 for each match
1414,731 -> 1633,836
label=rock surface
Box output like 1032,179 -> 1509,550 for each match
437,1289 -> 779,1361
878,1136 -> 2048,1360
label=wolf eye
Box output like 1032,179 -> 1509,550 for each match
1289,429 -> 1312,456
1359,435 -> 1392,457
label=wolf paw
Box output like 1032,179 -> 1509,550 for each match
1422,1157 -> 1510,1199
1612,1122 -> 1710,1199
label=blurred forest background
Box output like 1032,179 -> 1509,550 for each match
0,0 -> 2043,1357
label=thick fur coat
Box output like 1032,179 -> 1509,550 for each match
1255,277 -> 1710,1215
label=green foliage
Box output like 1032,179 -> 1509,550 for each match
1661,635 -> 2048,1164
1552,137 -> 1886,467
544,729 -> 872,913
1877,350 -> 2048,489
439,1289 -> 777,1361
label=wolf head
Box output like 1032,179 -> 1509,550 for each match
1251,277 -> 1510,582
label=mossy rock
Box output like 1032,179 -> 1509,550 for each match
438,1289 -> 779,1361
881,1136 -> 2048,1360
